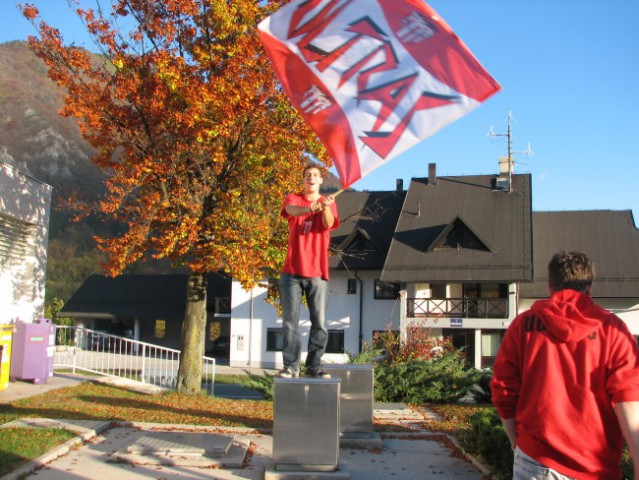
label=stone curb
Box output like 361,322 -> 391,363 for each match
445,434 -> 493,478
112,420 -> 270,435
0,420 -> 112,480
0,416 -> 493,480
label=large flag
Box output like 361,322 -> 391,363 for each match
258,0 -> 501,188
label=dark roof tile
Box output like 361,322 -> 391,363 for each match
521,210 -> 639,297
381,174 -> 533,283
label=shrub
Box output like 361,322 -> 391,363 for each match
374,351 -> 481,404
370,326 -> 456,364
457,407 -> 635,480
44,297 -> 73,325
471,368 -> 493,404
457,408 -> 513,479
351,327 -> 481,404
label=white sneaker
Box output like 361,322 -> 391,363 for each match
276,367 -> 299,378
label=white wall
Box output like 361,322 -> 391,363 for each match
603,299 -> 639,335
510,296 -> 639,334
229,270 -> 401,369
0,162 -> 52,324
230,273 -> 639,369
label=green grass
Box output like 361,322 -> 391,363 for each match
0,428 -> 77,475
215,373 -> 258,386
0,378 -> 275,477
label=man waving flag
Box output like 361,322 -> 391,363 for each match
258,0 -> 501,189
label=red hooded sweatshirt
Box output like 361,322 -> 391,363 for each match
491,289 -> 639,480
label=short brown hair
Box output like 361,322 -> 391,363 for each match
547,251 -> 594,293
303,162 -> 325,177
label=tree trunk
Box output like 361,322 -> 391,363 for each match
176,272 -> 208,394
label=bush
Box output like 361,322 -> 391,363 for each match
44,297 -> 73,325
457,407 -> 635,480
457,408 -> 513,479
471,368 -> 493,404
350,327 -> 481,404
374,351 -> 481,404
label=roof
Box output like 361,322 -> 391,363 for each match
520,210 -> 639,298
60,272 -> 231,319
330,190 -> 406,270
380,174 -> 533,283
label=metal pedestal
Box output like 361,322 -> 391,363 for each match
272,377 -> 340,472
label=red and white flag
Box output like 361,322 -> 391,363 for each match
258,0 -> 501,188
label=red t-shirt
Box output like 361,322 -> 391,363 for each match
281,193 -> 339,280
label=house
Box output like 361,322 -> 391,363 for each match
519,210 -> 639,334
231,163 -> 639,370
230,185 -> 408,368
60,272 -> 232,355
59,162 -> 639,370
231,162 -> 534,369
0,161 -> 52,324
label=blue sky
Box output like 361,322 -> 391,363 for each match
2,0 -> 638,221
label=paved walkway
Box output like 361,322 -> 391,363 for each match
0,372 -> 490,480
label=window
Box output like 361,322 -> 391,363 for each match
346,232 -> 377,252
0,213 -> 35,262
326,330 -> 344,353
430,217 -> 491,252
431,283 -> 446,298
267,328 -> 285,351
481,330 -> 505,368
374,279 -> 400,299
154,320 -> 166,338
347,278 -> 357,294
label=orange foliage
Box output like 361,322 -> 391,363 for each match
21,0 -> 329,287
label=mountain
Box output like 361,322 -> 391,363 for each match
0,40 -> 344,301
0,41 -> 103,213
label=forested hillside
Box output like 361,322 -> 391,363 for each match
0,41 -> 106,301
0,40 -> 342,303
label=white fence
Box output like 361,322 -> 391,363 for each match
54,325 -> 216,394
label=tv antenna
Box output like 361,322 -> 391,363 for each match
488,111 -> 532,193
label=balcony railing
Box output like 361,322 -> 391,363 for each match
407,297 -> 508,319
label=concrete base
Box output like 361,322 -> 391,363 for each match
264,462 -> 351,480
339,432 -> 383,449
110,431 -> 250,468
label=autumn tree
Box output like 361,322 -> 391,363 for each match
22,0 -> 328,393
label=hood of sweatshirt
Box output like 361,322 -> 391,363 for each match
530,289 -> 609,343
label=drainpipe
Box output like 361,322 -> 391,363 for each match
133,318 -> 140,355
356,271 -> 364,352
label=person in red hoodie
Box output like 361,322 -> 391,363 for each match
491,251 -> 639,480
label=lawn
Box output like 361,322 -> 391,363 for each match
0,379 -> 489,477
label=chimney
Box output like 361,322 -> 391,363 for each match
396,178 -> 403,191
428,163 -> 437,185
495,156 -> 512,191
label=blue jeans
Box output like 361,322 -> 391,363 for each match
513,447 -> 576,480
279,273 -> 328,372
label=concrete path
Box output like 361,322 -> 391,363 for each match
0,372 -> 490,480
1,421 -> 487,480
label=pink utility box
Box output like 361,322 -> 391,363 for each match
10,318 -> 56,384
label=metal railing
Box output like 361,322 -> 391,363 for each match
54,325 -> 216,394
407,297 -> 508,319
